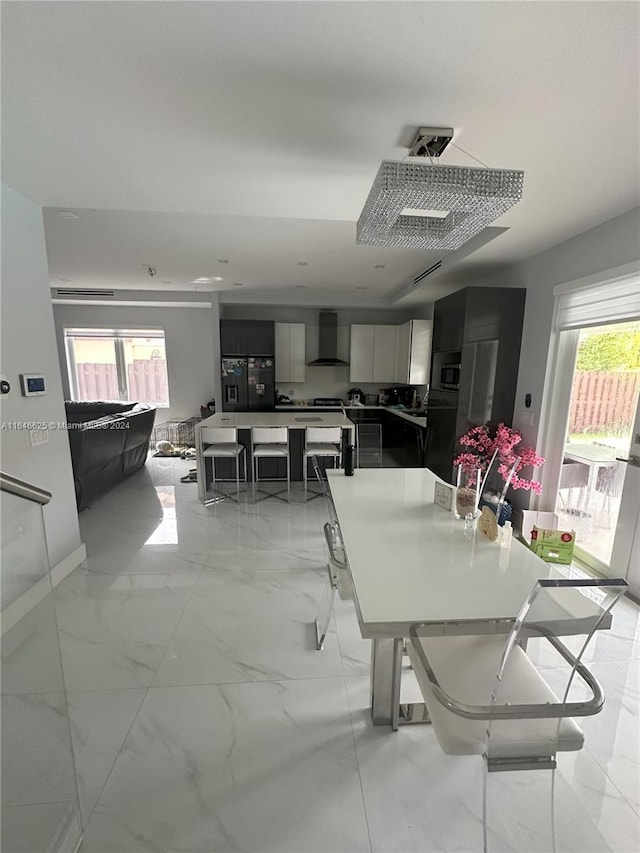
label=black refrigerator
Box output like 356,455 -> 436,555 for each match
221,356 -> 275,411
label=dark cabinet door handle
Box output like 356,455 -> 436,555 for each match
615,457 -> 629,462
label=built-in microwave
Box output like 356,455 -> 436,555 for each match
440,364 -> 461,390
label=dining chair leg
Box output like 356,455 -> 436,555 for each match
304,456 -> 308,499
253,455 -> 258,503
315,566 -> 337,650
236,453 -> 240,502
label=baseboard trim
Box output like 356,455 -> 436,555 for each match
51,543 -> 87,588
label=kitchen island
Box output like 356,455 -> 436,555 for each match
196,410 -> 354,502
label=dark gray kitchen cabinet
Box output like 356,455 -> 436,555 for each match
220,320 -> 275,356
426,286 -> 526,482
431,288 -> 466,352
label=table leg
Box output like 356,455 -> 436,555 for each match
370,637 -> 403,730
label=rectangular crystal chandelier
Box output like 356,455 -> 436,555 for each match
356,160 -> 525,251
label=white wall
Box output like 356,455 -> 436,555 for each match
462,207 -> 640,530
0,184 -> 82,568
509,206 -> 640,452
53,300 -> 221,422
221,304 -> 429,400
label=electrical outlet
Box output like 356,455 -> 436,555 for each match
29,428 -> 49,447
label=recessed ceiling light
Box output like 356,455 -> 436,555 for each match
297,261 -> 308,266
217,259 -> 230,264
192,276 -> 223,284
295,285 -> 306,289
233,282 -> 243,287
374,264 -> 386,269
56,210 -> 78,220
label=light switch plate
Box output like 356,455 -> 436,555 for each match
29,428 -> 49,447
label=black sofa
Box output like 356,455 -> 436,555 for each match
65,401 -> 156,509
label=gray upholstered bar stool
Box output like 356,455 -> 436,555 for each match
303,427 -> 342,500
251,426 -> 290,502
199,426 -> 247,504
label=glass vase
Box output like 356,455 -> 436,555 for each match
455,467 -> 481,520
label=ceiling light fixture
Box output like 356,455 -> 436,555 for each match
356,127 -> 524,252
374,264 -> 386,269
297,261 -> 308,267
217,259 -> 229,264
233,282 -> 243,287
56,210 -> 78,220
192,276 -> 223,284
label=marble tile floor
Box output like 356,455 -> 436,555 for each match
14,457 -> 640,852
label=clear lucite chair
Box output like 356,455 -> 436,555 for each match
311,456 -> 353,650
408,577 -> 628,852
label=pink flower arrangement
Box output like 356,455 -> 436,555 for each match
454,423 -> 544,494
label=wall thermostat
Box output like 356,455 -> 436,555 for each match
20,374 -> 47,397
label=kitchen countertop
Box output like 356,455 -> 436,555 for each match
275,404 -> 427,428
198,410 -> 355,431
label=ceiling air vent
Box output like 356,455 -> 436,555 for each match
412,261 -> 442,287
56,288 -> 116,298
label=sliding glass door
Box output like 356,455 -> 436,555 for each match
555,320 -> 640,576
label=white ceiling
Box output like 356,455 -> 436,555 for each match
3,1 -> 639,307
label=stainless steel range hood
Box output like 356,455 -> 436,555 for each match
307,311 -> 349,366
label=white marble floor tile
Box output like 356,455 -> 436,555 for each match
581,659 -> 640,816
334,597 -> 371,677
2,691 -> 77,807
152,568 -> 344,686
80,679 -> 371,853
68,688 -> 146,824
2,802 -> 78,853
1,595 -> 66,696
342,676 -> 640,853
54,570 -> 201,690
206,507 -> 326,573
81,544 -> 209,576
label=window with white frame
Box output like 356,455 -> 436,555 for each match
64,328 -> 170,406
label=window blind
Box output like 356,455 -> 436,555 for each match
555,275 -> 640,330
64,328 -> 165,339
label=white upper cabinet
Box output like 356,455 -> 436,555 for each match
372,325 -> 397,383
349,325 -> 375,382
275,323 -> 306,383
350,324 -> 397,383
408,320 -> 432,385
351,320 -> 432,385
394,322 -> 412,383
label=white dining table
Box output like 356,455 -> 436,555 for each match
326,467 -> 606,729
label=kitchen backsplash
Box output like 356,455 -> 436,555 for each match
277,371 -> 425,403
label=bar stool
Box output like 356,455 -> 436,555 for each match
303,427 -> 342,499
251,427 -> 290,502
199,427 -> 247,504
